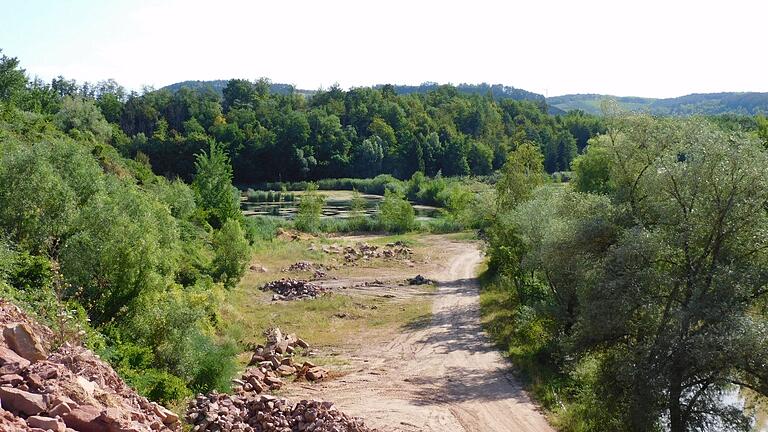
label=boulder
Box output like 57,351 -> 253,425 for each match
48,402 -> 73,417
61,405 -> 106,432
277,365 -> 295,377
306,367 -> 327,381
0,387 -> 47,415
0,373 -> 23,386
27,415 -> 65,432
0,346 -> 31,374
151,403 -> 179,425
3,323 -> 47,362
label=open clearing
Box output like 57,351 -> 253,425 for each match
235,233 -> 554,431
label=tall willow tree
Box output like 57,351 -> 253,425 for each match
576,115 -> 768,431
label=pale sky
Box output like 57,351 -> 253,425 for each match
1,0 -> 766,98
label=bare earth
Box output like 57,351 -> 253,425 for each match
286,239 -> 555,432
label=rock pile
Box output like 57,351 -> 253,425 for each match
261,279 -> 332,301
0,300 -> 181,431
237,329 -> 327,393
186,329 -> 357,432
186,392 -> 374,432
318,242 -> 413,263
282,261 -> 313,272
407,275 -> 433,285
282,262 -> 336,280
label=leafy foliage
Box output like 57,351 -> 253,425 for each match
0,105 -> 247,403
378,190 -> 416,233
192,141 -> 241,228
487,114 -> 768,431
293,183 -> 325,232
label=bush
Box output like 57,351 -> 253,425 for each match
242,216 -> 288,242
426,218 -> 464,233
294,184 -> 325,232
317,216 -> 378,233
378,190 -> 415,233
212,219 -> 250,289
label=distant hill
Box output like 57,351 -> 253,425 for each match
161,81 -> 767,116
547,92 -> 768,116
161,80 -> 316,97
161,80 -> 545,102
374,82 -> 545,102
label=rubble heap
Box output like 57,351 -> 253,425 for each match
236,328 -> 327,394
186,392 -> 374,432
261,279 -> 332,301
0,299 -> 181,432
186,329 -> 359,432
318,242 -> 413,263
407,275 -> 433,285
282,262 -> 335,280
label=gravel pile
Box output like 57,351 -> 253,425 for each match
186,392 -> 374,432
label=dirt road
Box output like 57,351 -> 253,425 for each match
287,239 -> 555,432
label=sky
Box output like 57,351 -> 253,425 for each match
1,0 -> 766,98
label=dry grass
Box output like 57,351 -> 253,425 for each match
220,232 -> 441,370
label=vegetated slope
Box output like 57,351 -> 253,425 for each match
161,80 -> 315,97
0,299 -> 180,431
373,83 -> 545,102
548,92 -> 768,115
161,80 -> 545,102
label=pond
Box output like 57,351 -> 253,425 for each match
241,190 -> 442,221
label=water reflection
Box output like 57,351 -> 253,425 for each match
241,192 -> 442,221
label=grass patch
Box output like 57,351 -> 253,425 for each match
222,292 -> 431,359
478,269 -> 569,425
222,234 -> 435,371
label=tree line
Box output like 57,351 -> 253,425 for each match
1,49 -> 607,184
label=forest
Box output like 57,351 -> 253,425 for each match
2,46 -> 768,432
1,49 -> 607,183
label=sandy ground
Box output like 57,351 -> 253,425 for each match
285,238 -> 554,432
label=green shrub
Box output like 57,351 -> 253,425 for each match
212,219 -> 250,289
426,218 -> 464,233
294,184 -> 325,232
377,190 -> 415,233
318,216 -> 377,233
242,216 -> 288,242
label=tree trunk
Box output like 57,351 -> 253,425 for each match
669,369 -> 684,432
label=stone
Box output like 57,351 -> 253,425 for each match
61,405 -> 106,432
75,376 -> 97,397
0,346 -> 31,374
263,376 -> 282,386
276,365 -> 295,377
295,338 -> 309,349
25,373 -> 45,390
27,415 -> 65,432
49,402 -> 73,417
151,402 -> 179,425
274,341 -> 289,354
3,323 -> 47,362
100,407 -> 124,423
306,367 -> 326,381
0,373 -> 24,386
0,386 -> 47,415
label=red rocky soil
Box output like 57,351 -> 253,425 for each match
0,300 -> 180,432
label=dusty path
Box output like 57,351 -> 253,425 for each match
286,239 -> 555,432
